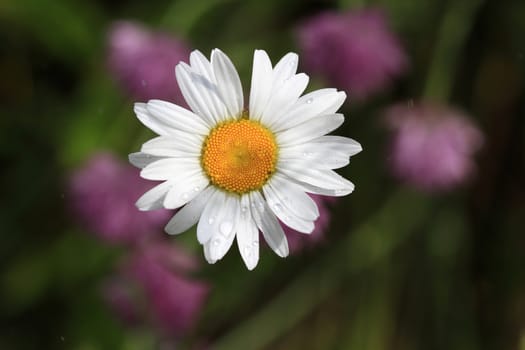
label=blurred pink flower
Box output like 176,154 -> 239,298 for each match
296,8 -> 408,100
68,153 -> 171,244
103,242 -> 210,337
283,194 -> 335,253
385,102 -> 484,192
107,21 -> 191,102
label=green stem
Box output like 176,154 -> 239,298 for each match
423,0 -> 484,101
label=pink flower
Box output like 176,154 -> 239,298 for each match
296,8 -> 408,100
107,21 -> 191,102
385,102 -> 484,192
283,194 -> 335,253
102,242 -> 210,337
68,153 -> 171,244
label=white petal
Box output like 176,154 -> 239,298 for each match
197,191 -> 238,245
236,195 -> 259,270
189,50 -> 214,79
204,195 -> 239,262
140,158 -> 200,181
211,49 -> 244,117
263,182 -> 314,233
279,143 -> 352,170
165,186 -> 215,235
203,242 -> 216,264
272,52 -> 298,86
270,90 -> 346,132
289,179 -> 354,197
249,191 -> 289,257
134,103 -> 170,136
163,171 -> 209,209
128,152 -> 164,169
276,113 -> 344,147
188,51 -> 230,123
136,181 -> 172,211
260,73 -> 309,126
309,136 -> 363,156
146,100 -> 210,135
279,166 -> 355,194
249,50 -> 274,120
176,63 -> 224,125
141,134 -> 202,156
266,173 -> 319,220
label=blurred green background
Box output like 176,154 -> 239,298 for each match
1,0 -> 525,349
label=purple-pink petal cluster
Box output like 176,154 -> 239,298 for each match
103,242 -> 210,336
68,153 -> 171,244
107,21 -> 190,103
296,8 -> 408,100
385,102 -> 484,192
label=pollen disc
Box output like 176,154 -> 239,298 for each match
202,119 -> 278,194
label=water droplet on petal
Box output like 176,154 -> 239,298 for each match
181,192 -> 189,200
193,186 -> 200,192
208,216 -> 215,225
240,206 -> 249,217
306,98 -> 313,104
213,238 -> 221,246
219,221 -> 233,236
273,203 -> 283,212
252,241 -> 259,247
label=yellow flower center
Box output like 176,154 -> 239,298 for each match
202,119 -> 278,194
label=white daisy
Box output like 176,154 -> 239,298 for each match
129,49 -> 362,270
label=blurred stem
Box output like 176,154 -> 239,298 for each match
213,189 -> 431,350
159,0 -> 234,36
423,0 -> 483,101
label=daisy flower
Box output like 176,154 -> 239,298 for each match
129,49 -> 361,269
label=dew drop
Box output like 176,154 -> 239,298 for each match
193,186 -> 200,192
240,206 -> 248,217
219,221 -> 233,236
213,238 -> 221,246
252,241 -> 259,247
302,152 -> 314,158
181,192 -> 189,200
208,216 -> 215,225
273,203 -> 283,212
306,98 -> 313,104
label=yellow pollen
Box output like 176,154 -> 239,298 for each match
202,119 -> 278,194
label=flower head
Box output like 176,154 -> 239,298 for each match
103,241 -> 209,336
296,9 -> 408,99
385,102 -> 483,192
130,49 -> 361,269
69,153 -> 171,244
107,21 -> 190,102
